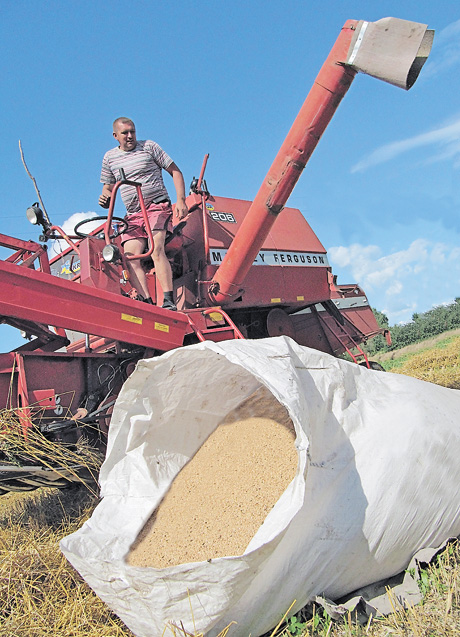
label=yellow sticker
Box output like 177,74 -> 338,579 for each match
208,312 -> 223,322
271,298 -> 281,303
155,322 -> 170,333
121,313 -> 142,325
297,295 -> 305,301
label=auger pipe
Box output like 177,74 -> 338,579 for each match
207,17 -> 433,305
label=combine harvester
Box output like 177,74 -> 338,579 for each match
0,17 -> 433,493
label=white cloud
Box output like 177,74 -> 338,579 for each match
328,239 -> 460,324
448,246 -> 460,260
329,239 -> 429,290
384,303 -> 418,325
326,244 -> 379,270
61,211 -> 100,236
351,118 -> 460,173
423,19 -> 460,79
438,19 -> 460,42
50,211 -> 100,256
386,280 -> 403,296
350,19 -> 460,174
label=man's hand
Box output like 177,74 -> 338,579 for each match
167,163 -> 188,220
99,184 -> 114,209
99,193 -> 111,209
174,199 -> 189,220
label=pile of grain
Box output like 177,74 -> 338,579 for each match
127,386 -> 297,568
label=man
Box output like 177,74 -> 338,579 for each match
99,117 -> 188,310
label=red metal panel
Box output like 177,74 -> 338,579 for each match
330,284 -> 382,339
184,195 -> 331,309
0,353 -> 15,410
17,354 -> 87,417
290,310 -> 335,355
78,237 -> 121,294
16,353 -> 33,432
0,351 -> 118,428
0,260 -> 188,351
339,306 -> 382,340
203,197 -> 326,253
200,264 -> 330,310
28,389 -> 57,408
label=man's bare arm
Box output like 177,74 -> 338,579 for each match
99,183 -> 114,209
166,162 -> 188,219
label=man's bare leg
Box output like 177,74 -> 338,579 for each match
151,230 -> 176,309
122,238 -> 151,299
123,232 -> 175,307
151,230 -> 173,293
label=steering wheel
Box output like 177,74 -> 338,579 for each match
74,215 -> 128,239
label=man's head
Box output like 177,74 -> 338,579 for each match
113,117 -> 137,152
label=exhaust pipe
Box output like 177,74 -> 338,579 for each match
207,18 -> 434,306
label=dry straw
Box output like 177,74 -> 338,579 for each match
0,407 -> 103,497
0,487 -> 133,637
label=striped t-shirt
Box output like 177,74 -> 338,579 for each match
100,140 -> 173,215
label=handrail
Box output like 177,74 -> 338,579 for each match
104,170 -> 156,261
187,308 -> 245,342
49,226 -> 81,256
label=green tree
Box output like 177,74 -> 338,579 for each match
373,308 -> 389,328
365,308 -> 390,355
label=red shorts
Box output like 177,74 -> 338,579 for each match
121,201 -> 173,244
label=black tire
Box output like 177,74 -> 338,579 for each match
359,361 -> 386,372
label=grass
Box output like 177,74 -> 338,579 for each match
381,334 -> 460,389
284,539 -> 460,636
1,335 -> 459,636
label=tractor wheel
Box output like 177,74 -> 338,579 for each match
359,361 -> 386,371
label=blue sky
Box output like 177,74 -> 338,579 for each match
1,1 -> 459,350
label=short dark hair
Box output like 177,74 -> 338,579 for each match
113,117 -> 135,131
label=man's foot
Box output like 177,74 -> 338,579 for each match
162,291 -> 176,311
162,299 -> 177,311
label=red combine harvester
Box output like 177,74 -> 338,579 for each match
0,18 -> 433,493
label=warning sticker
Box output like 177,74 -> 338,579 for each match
121,313 -> 142,325
155,322 -> 170,333
208,311 -> 224,322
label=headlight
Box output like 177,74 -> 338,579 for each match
102,244 -> 121,263
26,204 -> 41,225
